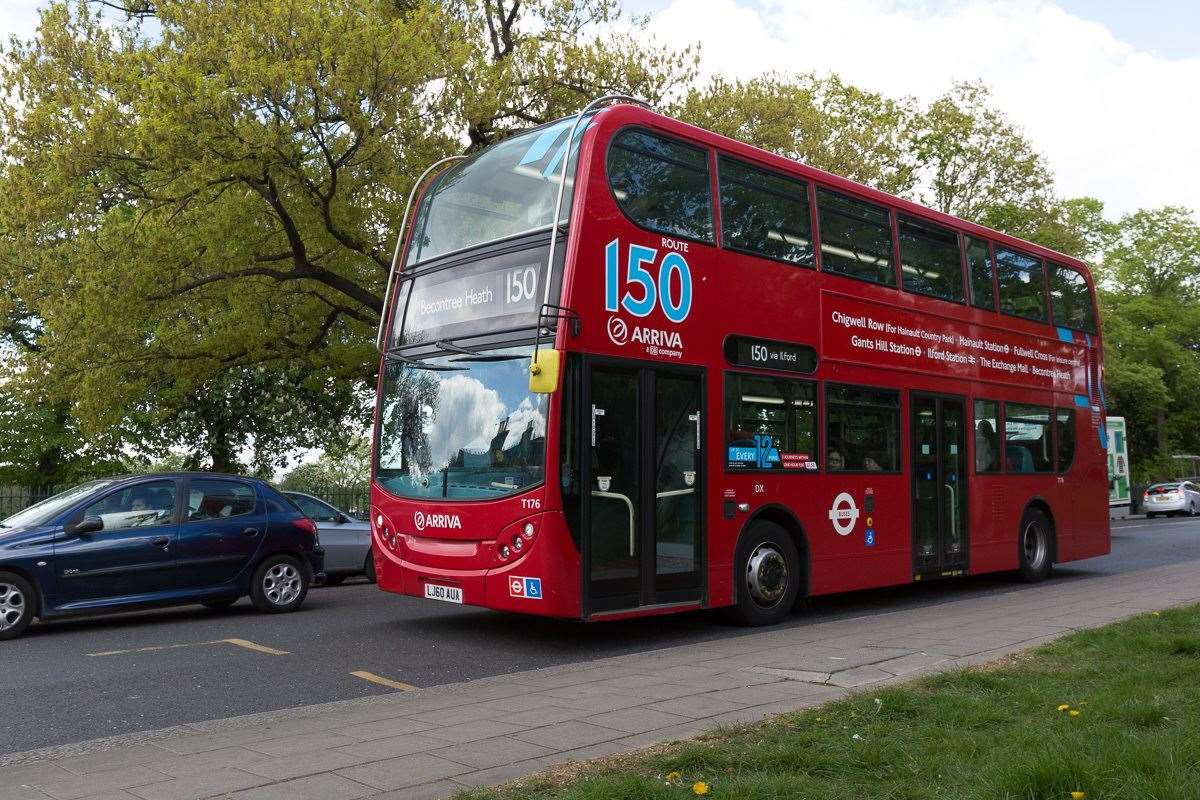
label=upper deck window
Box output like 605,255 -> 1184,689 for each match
966,236 -> 995,310
407,118 -> 587,266
1050,262 -> 1097,333
995,247 -> 1047,321
898,215 -> 963,302
816,188 -> 896,286
717,156 -> 814,267
607,129 -> 714,242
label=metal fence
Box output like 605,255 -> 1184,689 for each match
0,485 -> 371,521
0,486 -> 62,520
295,488 -> 371,519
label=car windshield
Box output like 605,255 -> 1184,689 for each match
406,116 -> 589,266
376,346 -> 547,500
1,479 -> 118,528
1151,484 -> 1180,491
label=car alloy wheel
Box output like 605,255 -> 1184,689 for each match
0,582 -> 25,632
262,563 -> 302,607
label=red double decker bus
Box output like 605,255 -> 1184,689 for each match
370,97 -> 1109,625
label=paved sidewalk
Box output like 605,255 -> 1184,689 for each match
4,560 -> 1199,800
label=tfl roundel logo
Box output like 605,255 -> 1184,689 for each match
607,316 -> 629,346
508,576 -> 543,599
827,492 -> 860,536
413,510 -> 426,531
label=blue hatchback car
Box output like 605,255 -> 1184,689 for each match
0,473 -> 324,640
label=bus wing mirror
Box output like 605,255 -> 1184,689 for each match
529,349 -> 561,394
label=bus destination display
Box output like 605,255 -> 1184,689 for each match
402,262 -> 542,338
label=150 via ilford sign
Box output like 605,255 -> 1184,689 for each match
821,292 -> 1088,394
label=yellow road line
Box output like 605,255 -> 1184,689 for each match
350,670 -> 417,691
222,638 -> 289,656
88,640 -> 222,657
89,638 -> 288,657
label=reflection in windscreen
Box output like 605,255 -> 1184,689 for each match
376,347 -> 547,500
406,116 -> 589,265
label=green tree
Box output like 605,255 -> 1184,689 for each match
675,74 -> 918,196
280,433 -> 370,494
1097,207 -> 1200,475
910,82 -> 1053,221
979,196 -> 1116,261
0,0 -> 694,480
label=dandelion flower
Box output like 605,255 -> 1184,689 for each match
693,781 -> 710,796
1057,704 -> 1069,712
1069,709 -> 1081,717
666,771 -> 682,783
1071,792 -> 1086,799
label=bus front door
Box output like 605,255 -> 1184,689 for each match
911,394 -> 968,577
582,362 -> 704,615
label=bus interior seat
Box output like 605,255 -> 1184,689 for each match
1006,444 -> 1034,473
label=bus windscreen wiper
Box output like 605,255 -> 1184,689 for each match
385,350 -> 467,371
435,340 -> 525,362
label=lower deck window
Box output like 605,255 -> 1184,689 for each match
725,374 -> 817,471
1005,403 -> 1053,473
826,385 -> 901,471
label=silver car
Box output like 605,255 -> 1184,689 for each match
284,492 -> 374,584
1143,482 -> 1200,518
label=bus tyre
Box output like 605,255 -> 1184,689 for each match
250,555 -> 309,613
1017,507 -> 1053,583
730,521 -> 801,627
0,572 -> 36,641
364,549 -> 377,584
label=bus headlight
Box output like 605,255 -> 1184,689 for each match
498,544 -> 511,560
511,536 -> 524,552
522,522 -> 536,540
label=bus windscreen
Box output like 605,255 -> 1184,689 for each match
406,117 -> 589,266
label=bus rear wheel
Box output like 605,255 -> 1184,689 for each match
1017,507 -> 1053,582
730,521 -> 801,626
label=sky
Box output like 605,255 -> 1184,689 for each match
621,0 -> 1200,220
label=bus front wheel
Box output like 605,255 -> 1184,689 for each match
730,521 -> 801,626
1017,507 -> 1054,583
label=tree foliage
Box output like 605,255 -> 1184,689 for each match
0,0 -> 693,481
1095,207 -> 1200,478
674,74 -> 917,196
280,433 -> 370,494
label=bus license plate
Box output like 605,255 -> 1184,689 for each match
424,583 -> 463,604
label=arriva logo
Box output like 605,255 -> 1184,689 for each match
607,316 -> 629,346
413,510 -> 462,531
630,325 -> 683,348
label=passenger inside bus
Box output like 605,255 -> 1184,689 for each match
975,420 -> 999,472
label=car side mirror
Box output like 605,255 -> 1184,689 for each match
74,515 -> 104,536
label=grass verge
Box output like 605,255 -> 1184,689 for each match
457,604 -> 1200,800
